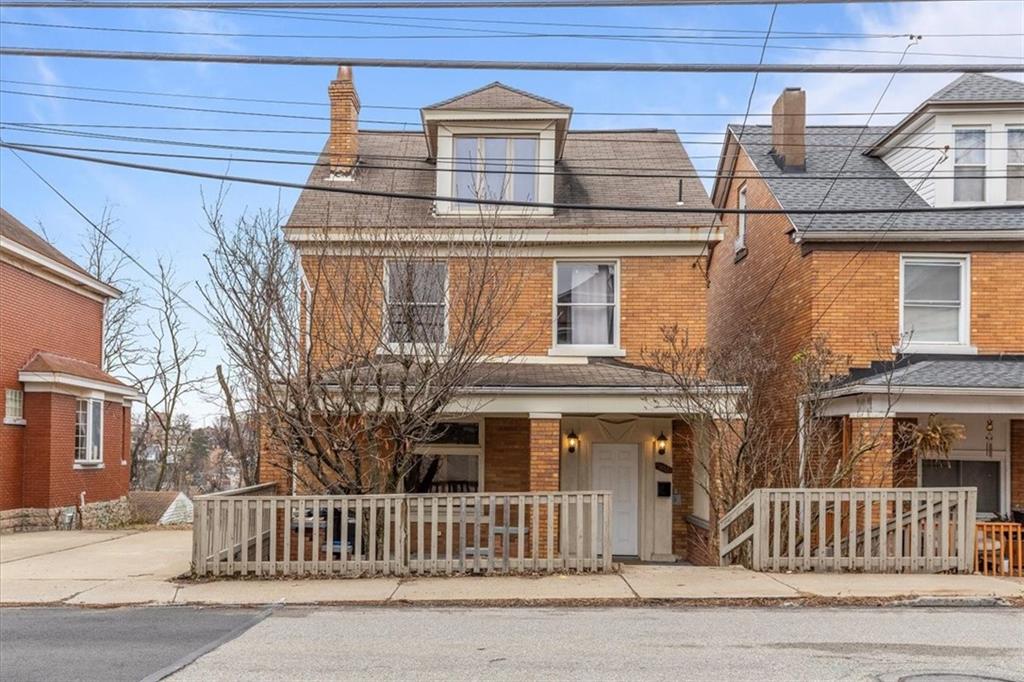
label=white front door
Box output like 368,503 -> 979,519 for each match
592,443 -> 639,556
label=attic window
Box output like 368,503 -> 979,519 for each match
453,136 -> 539,203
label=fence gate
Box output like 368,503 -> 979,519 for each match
719,487 -> 977,573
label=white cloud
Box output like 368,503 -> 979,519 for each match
754,1 -> 1024,125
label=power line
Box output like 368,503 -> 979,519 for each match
0,0 -> 959,9
3,146 -> 219,327
3,140 -> 1020,218
3,47 -> 1022,73
2,89 -> 1019,151
3,19 -> 1017,59
10,123 -> 1021,176
0,79 -> 929,117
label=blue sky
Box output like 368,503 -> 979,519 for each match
1,1 -> 1021,422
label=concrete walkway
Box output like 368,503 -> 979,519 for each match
2,530 -> 1021,607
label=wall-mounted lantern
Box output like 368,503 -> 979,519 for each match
656,432 -> 668,456
567,430 -> 578,454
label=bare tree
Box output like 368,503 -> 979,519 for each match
78,204 -> 144,373
212,364 -> 261,487
125,260 -> 206,490
644,329 -> 902,557
202,194 -> 530,496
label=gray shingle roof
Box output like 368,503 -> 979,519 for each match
286,129 -> 715,230
467,359 -> 675,389
729,125 -> 1023,233
929,73 -> 1024,103
846,358 -> 1024,391
424,82 -> 570,111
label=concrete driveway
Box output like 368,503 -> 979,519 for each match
1,529 -> 191,605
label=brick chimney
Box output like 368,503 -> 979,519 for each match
770,87 -> 806,171
327,65 -> 360,179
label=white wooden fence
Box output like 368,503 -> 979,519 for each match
719,487 -> 977,573
193,489 -> 613,577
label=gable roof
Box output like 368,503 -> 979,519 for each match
287,128 -> 716,230
929,73 -> 1024,103
868,73 -> 1024,155
725,124 -> 1022,236
1,208 -> 121,297
423,82 -> 571,112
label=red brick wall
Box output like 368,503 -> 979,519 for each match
1,260 -> 108,511
19,392 -> 128,509
670,419 -> 694,559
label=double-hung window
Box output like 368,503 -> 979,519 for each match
4,389 -> 24,424
555,262 -> 618,348
1008,127 -> 1023,202
411,421 -> 483,493
735,185 -> 747,253
900,256 -> 968,347
953,128 -> 986,202
385,261 -> 447,347
453,136 -> 539,203
74,398 -> 103,464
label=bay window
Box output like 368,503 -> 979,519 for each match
1008,127 -> 1023,202
453,136 -> 539,203
555,262 -> 618,348
74,398 -> 103,464
385,260 -> 447,346
900,256 -> 969,347
953,128 -> 986,202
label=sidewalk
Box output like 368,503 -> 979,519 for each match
2,530 -> 1021,607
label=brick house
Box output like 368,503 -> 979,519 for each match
707,74 -> 1023,518
264,67 -> 735,563
1,208 -> 137,531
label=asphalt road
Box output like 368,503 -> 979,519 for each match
0,607 -> 265,682
1,606 -> 1021,681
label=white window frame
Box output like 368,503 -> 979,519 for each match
735,184 -> 747,253
4,389 -> 25,425
1007,125 -> 1024,203
549,259 -> 624,357
74,397 -> 104,466
897,254 -> 975,354
952,126 -> 987,204
451,134 -> 540,204
382,259 -> 450,353
917,446 -> 1010,519
414,419 -> 485,493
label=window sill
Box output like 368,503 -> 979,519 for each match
893,343 -> 978,356
548,346 -> 626,358
74,461 -> 104,470
378,343 -> 446,356
733,246 -> 748,264
3,417 -> 26,426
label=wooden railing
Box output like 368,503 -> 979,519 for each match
720,487 -> 977,574
975,522 -> 1023,577
192,491 -> 613,577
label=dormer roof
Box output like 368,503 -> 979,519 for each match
423,81 -> 571,112
420,82 -> 573,160
867,73 -> 1024,156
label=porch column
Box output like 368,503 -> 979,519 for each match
1012,420 -> 1024,509
845,416 -> 894,488
670,419 -> 694,561
528,413 -> 561,558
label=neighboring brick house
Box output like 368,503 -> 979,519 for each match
265,67 -> 732,562
0,208 -> 137,531
708,74 -> 1023,518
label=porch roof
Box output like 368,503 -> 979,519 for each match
838,356 -> 1024,393
466,358 -> 676,391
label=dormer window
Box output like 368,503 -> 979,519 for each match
420,82 -> 571,217
453,136 -> 539,202
953,128 -> 986,202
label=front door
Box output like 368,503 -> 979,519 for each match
592,443 -> 639,556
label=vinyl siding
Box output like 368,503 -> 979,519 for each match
880,118 -> 937,206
